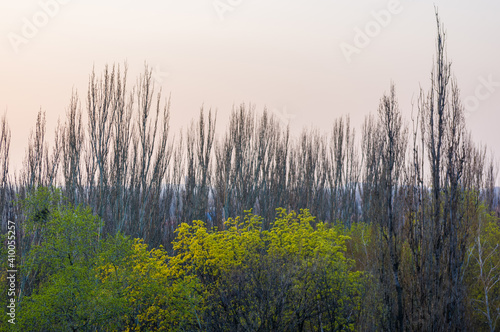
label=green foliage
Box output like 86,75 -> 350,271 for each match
465,206 -> 500,331
23,204 -> 102,285
15,188 -> 500,331
19,265 -> 98,331
341,222 -> 383,331
20,187 -> 62,220
0,233 -> 11,332
17,188 -> 104,331
343,222 -> 372,271
13,190 -> 366,331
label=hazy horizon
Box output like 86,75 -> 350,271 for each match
1,1 -> 499,183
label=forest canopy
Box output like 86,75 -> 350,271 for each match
0,11 -> 499,332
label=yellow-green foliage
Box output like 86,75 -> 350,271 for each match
170,211 -> 264,279
170,209 -> 364,331
96,238 -> 203,331
14,191 -> 365,331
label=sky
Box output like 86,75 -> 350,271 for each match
1,0 -> 499,181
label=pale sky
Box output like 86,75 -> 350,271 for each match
1,0 -> 499,177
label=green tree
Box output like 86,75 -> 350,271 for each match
465,207 -> 500,331
17,188 -> 104,331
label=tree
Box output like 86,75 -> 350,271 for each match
182,107 -> 216,225
375,84 -> 407,331
465,207 -> 500,331
0,113 -> 11,226
170,209 -> 365,331
17,188 -> 103,331
405,10 -> 480,330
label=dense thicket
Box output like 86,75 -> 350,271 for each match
1,12 -> 500,331
1,188 -> 366,331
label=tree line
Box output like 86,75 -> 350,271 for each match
1,11 -> 500,331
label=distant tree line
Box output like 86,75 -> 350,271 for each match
1,11 -> 499,331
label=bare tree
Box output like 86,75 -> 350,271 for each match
254,111 -> 289,227
109,66 -> 133,234
130,64 -> 173,244
62,91 -> 84,206
24,110 -> 47,189
182,107 -> 216,225
87,64 -> 117,223
406,11 -> 478,330
378,84 -> 408,331
288,128 -> 325,220
214,126 -> 234,229
328,115 -> 360,225
0,113 -> 11,227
